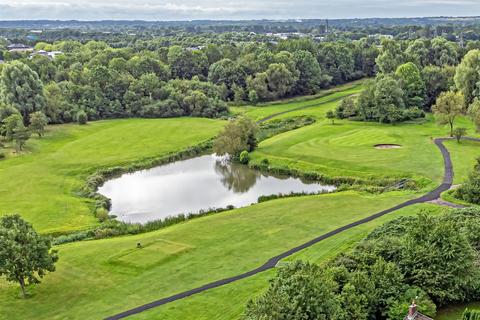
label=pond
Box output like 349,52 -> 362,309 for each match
98,155 -> 336,223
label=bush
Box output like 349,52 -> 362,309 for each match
463,309 -> 480,320
0,152 -> 5,160
239,150 -> 250,164
456,158 -> 480,204
77,110 -> 87,125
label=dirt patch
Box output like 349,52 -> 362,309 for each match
374,144 -> 402,149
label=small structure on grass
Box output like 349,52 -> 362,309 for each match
374,144 -> 402,149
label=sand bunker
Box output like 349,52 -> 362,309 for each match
374,144 -> 402,149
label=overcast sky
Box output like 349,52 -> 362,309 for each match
0,0 -> 479,21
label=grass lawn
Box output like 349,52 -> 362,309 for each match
0,118 -> 224,234
230,81 -> 364,122
444,139 -> 480,184
0,190 -> 418,319
127,203 -> 447,320
251,115 -> 479,187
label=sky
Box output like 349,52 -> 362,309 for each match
0,0 -> 479,21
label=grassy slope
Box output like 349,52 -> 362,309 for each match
251,115 -> 480,187
0,191 -> 416,319
230,81 -> 364,121
129,203 -> 446,320
0,118 -> 224,234
444,139 -> 480,184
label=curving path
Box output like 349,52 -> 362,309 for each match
104,138 -> 478,320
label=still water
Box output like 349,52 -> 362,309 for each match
98,155 -> 336,223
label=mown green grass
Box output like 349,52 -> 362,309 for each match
0,191 -> 417,319
0,118 -> 224,234
251,115 -> 479,187
127,203 -> 447,320
230,81 -> 364,122
444,139 -> 480,184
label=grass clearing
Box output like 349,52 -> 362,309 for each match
128,203 -> 447,320
251,115 -> 479,187
0,191 -> 417,319
0,118 -> 224,234
230,81 -> 364,121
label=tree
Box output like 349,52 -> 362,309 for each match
375,39 -> 405,74
0,214 -> 58,298
432,91 -> 465,137
395,62 -> 426,109
292,50 -> 330,95
469,98 -> 480,132
456,158 -> 480,204
29,111 -> 48,137
213,116 -> 258,158
453,127 -> 467,143
265,63 -> 296,99
248,90 -> 259,105
1,113 -> 23,141
0,61 -> 46,122
374,75 -> 405,123
326,110 -> 336,124
12,124 -> 31,152
244,261 -> 342,320
422,65 -> 455,109
405,39 -> 430,68
431,37 -> 459,67
77,110 -> 88,125
399,213 -> 477,305
335,96 -> 357,119
455,50 -> 480,106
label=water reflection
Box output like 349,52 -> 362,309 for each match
98,155 -> 336,223
214,160 -> 260,193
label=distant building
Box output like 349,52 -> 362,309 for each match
30,50 -> 63,59
7,43 -> 34,52
404,301 -> 434,320
186,46 -> 205,51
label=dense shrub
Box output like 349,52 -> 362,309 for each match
456,158 -> 480,204
245,209 -> 480,319
239,150 -> 250,164
258,116 -> 315,141
76,110 -> 87,125
464,309 -> 480,320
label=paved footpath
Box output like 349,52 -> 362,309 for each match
105,137 -> 479,320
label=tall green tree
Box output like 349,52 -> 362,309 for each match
1,113 -> 23,141
468,98 -> 480,132
0,214 -> 58,298
432,91 -> 465,137
292,50 -> 330,95
422,65 -> 455,109
0,61 -> 46,122
29,111 -> 48,137
455,50 -> 480,106
244,261 -> 342,320
213,116 -> 258,158
395,62 -> 426,109
375,39 -> 405,74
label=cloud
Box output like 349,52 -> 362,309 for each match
0,0 -> 479,20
